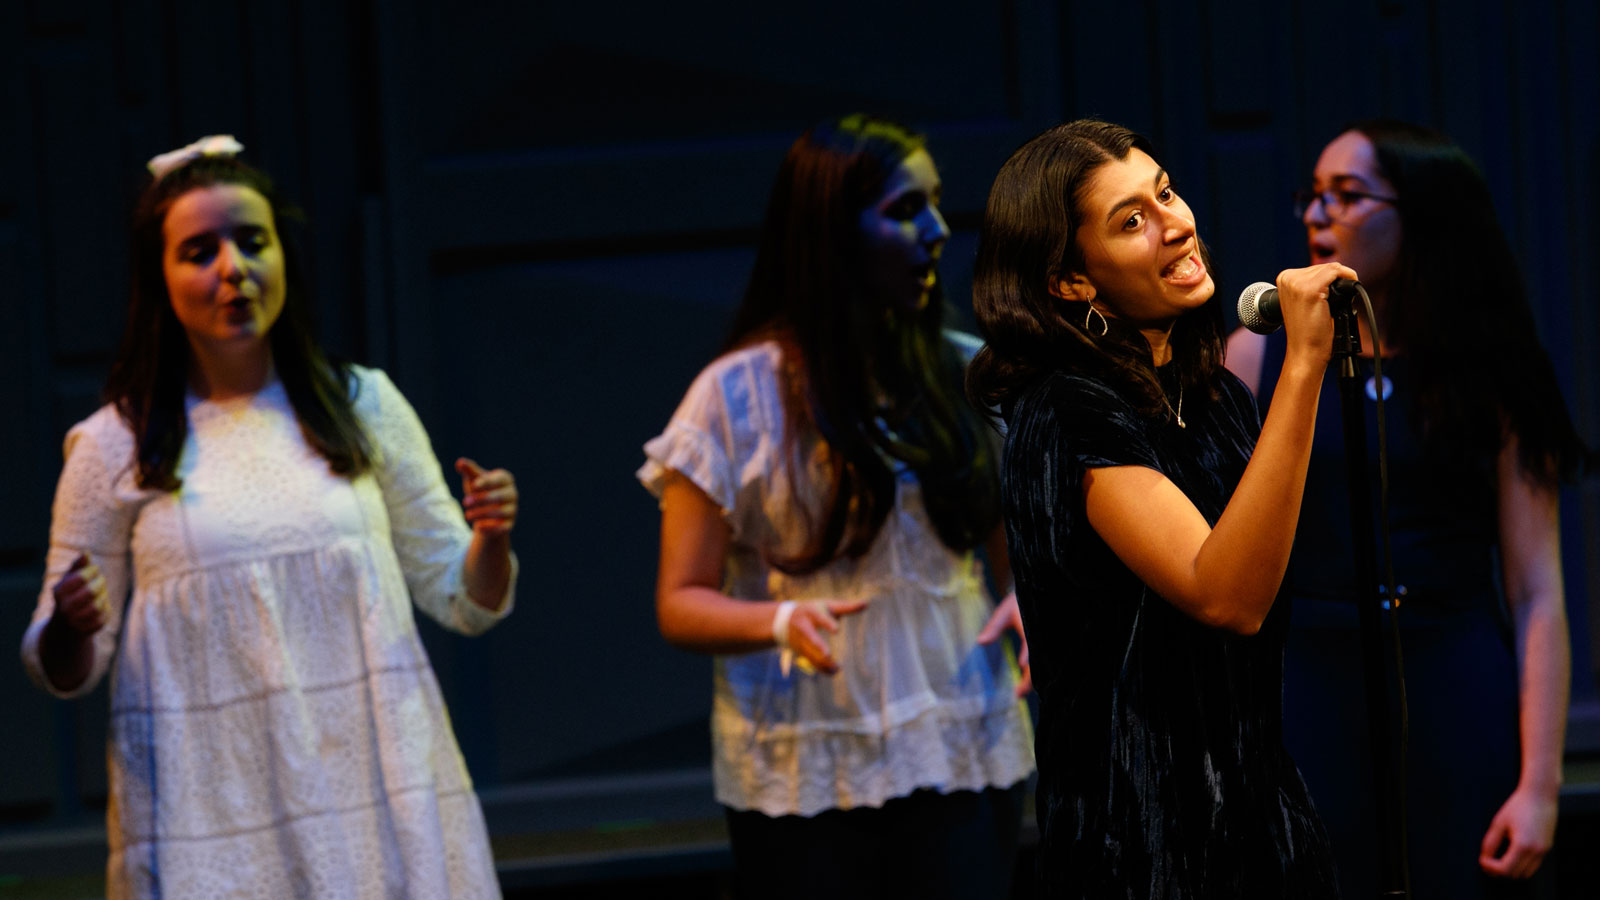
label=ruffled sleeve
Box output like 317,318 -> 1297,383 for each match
636,345 -> 783,542
357,367 -> 515,635
21,408 -> 141,698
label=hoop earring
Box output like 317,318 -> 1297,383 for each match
1084,303 -> 1108,337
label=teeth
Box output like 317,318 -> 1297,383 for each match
1165,255 -> 1198,280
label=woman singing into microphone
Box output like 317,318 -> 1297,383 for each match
967,119 -> 1350,895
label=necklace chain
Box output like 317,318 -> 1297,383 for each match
1164,384 -> 1186,429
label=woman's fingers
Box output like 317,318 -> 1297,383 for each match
52,556 -> 110,635
1478,814 -> 1513,876
974,593 -> 1033,696
825,599 -> 868,618
63,602 -> 106,633
1273,262 -> 1360,365
455,457 -> 486,484
1015,641 -> 1032,696
464,499 -> 517,519
1477,789 -> 1555,880
780,600 -> 871,675
1276,262 -> 1357,298
54,554 -> 105,604
458,460 -> 518,533
790,613 -> 839,673
466,485 -> 517,504
52,554 -> 92,596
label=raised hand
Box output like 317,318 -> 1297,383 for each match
1274,261 -> 1359,369
456,457 -> 518,536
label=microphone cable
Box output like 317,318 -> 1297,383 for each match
1354,282 -> 1412,897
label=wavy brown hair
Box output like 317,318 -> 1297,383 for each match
966,120 -> 1224,421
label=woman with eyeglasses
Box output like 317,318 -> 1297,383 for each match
1227,120 -> 1589,899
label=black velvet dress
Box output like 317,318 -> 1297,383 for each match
1002,365 -> 1338,899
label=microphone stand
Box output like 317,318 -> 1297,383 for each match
1329,283 -> 1410,899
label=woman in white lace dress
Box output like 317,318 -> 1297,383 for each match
639,115 -> 1035,899
21,138 -> 518,899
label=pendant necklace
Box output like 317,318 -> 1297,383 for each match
1164,384 -> 1186,428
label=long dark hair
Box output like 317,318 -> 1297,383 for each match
105,153 -> 372,490
1349,119 -> 1587,486
967,119 -> 1225,418
725,114 -> 1000,574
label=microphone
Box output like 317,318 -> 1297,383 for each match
1236,279 -> 1357,334
1236,282 -> 1282,334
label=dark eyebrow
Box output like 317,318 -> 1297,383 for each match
1105,169 -> 1169,224
1324,173 -> 1374,189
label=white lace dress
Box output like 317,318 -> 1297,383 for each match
21,366 -> 512,900
638,339 -> 1035,818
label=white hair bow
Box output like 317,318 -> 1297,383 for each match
146,135 -> 245,180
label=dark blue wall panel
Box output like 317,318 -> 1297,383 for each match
1,0 -> 1595,876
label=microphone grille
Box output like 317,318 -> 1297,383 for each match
1236,281 -> 1277,334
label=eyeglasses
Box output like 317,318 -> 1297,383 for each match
1292,187 -> 1398,220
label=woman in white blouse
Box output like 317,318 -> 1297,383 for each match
639,114 -> 1035,899
23,137 -> 517,899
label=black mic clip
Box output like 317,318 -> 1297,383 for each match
1330,278 -> 1362,370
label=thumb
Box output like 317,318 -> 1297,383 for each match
827,599 -> 868,618
455,457 -> 484,487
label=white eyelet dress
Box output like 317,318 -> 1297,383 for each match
22,366 -> 513,899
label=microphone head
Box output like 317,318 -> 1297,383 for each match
1237,281 -> 1281,335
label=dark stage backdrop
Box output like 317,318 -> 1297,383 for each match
2,0 -> 1596,855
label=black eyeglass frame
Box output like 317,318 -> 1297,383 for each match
1291,187 -> 1399,219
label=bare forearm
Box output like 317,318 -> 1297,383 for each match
657,586 -> 780,655
463,531 -> 513,612
1191,361 -> 1321,628
1495,436 -> 1571,799
1515,596 -> 1570,796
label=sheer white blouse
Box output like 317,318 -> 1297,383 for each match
639,339 -> 1034,818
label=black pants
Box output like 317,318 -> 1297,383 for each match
724,782 -> 1027,900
